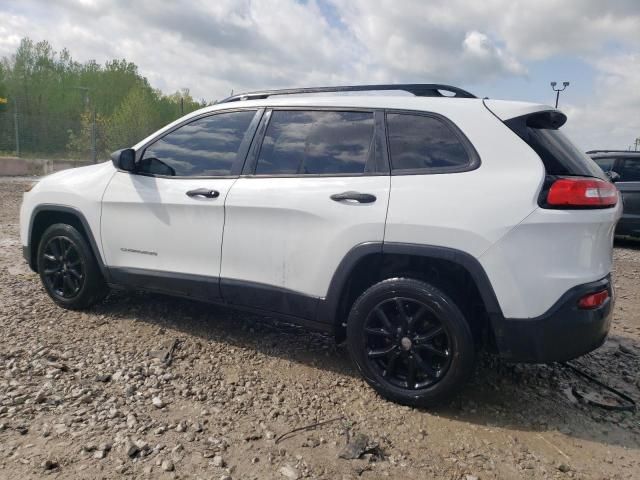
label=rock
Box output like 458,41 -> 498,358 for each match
212,455 -> 225,467
558,463 -> 571,473
279,465 -> 300,480
161,459 -> 174,472
95,373 -> 111,382
152,397 -> 165,409
127,440 -> 140,458
465,476 -> 479,480
126,413 -> 137,429
176,420 -> 187,432
220,476 -> 232,480
42,459 -> 59,471
15,425 -> 29,435
338,433 -> 369,460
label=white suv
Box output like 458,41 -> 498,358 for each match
19,84 -> 621,406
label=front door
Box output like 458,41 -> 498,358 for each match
101,108 -> 260,299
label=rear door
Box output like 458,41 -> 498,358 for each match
101,109 -> 261,298
220,108 -> 390,320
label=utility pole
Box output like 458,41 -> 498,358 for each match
550,81 -> 570,108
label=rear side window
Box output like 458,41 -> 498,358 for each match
504,112 -> 605,179
386,113 -> 471,172
140,110 -> 256,176
255,110 -> 374,175
619,159 -> 640,181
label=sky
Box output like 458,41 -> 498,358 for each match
1,0 -> 639,151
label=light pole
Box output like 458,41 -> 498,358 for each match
550,81 -> 570,108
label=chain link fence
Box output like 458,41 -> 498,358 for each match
0,112 -> 100,164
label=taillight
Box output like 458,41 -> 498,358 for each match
577,289 -> 609,309
545,177 -> 618,208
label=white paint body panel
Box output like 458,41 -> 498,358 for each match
101,172 -> 235,277
221,176 -> 389,297
20,162 -> 116,262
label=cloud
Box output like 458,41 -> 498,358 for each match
1,0 -> 639,148
563,53 -> 640,150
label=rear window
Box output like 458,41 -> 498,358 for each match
505,113 -> 605,179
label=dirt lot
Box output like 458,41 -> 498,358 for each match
1,178 -> 639,480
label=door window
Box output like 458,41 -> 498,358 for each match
386,113 -> 472,172
619,158 -> 640,182
139,110 -> 257,176
255,110 -> 375,175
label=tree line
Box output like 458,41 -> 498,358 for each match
0,38 -> 208,159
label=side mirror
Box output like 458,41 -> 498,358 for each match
110,148 -> 136,172
606,170 -> 620,182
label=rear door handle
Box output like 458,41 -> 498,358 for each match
330,191 -> 377,204
186,188 -> 220,199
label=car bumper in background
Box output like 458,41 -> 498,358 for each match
615,215 -> 640,238
494,275 -> 613,363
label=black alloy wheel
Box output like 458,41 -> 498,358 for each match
363,297 -> 452,390
347,278 -> 475,407
41,235 -> 85,299
37,223 -> 108,309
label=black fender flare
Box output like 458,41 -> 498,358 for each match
317,242 -> 505,331
26,204 -> 110,281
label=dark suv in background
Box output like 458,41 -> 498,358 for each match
589,150 -> 640,238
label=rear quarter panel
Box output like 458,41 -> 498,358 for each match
384,101 -> 544,258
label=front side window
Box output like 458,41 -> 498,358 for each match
139,110 -> 256,176
255,110 -> 375,175
619,159 -> 640,182
386,113 -> 471,172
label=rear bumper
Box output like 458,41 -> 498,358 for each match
493,276 -> 613,363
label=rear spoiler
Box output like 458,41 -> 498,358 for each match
483,99 -> 565,126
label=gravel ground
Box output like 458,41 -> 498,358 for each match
1,177 -> 639,480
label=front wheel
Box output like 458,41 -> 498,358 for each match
346,278 -> 475,407
37,223 -> 108,310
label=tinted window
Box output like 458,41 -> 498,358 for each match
619,159 -> 640,182
386,113 -> 470,171
255,110 -> 374,175
593,157 -> 616,172
505,115 -> 605,179
140,110 -> 256,176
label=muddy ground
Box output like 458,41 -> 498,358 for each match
0,177 -> 638,479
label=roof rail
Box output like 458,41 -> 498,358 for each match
586,150 -> 639,154
219,84 -> 476,104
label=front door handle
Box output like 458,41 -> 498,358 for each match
330,191 -> 377,204
186,188 -> 220,199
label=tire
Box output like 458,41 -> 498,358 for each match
346,277 -> 475,407
37,223 -> 108,310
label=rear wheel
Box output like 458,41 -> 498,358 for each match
346,278 -> 475,407
37,223 -> 108,309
